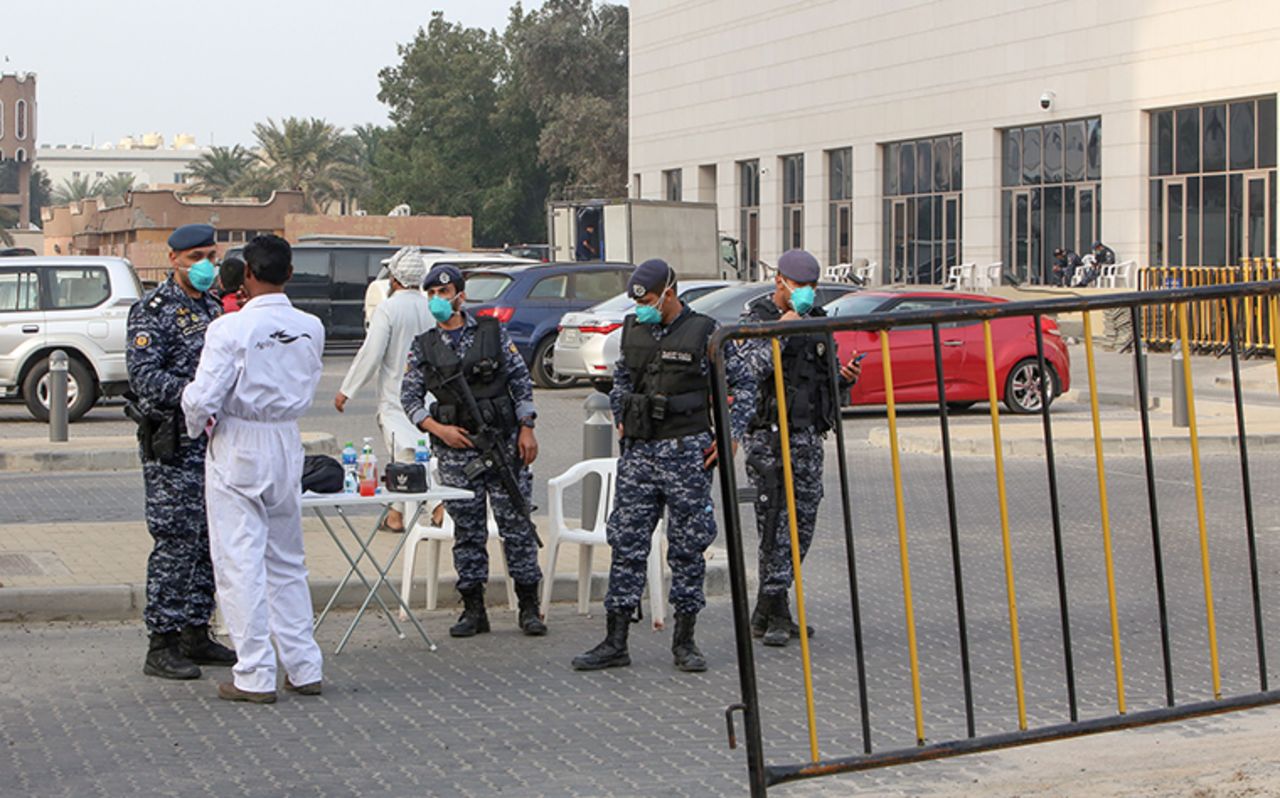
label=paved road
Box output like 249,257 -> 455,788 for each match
4,344 -> 1280,795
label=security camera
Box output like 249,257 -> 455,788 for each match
1040,91 -> 1056,111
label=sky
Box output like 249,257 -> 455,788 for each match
2,0 -> 570,149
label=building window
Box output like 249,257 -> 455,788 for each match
632,173 -> 642,199
1150,96 -> 1276,267
663,168 -> 682,202
1001,117 -> 1101,284
883,134 -> 963,284
827,147 -> 853,265
216,230 -> 231,243
15,100 -> 26,140
72,171 -> 80,180
738,159 -> 760,277
781,154 -> 804,251
174,172 -> 188,184
697,164 -> 717,204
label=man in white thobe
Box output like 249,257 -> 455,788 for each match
334,246 -> 434,532
182,234 -> 326,704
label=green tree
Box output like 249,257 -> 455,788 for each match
188,144 -> 255,198
98,173 -> 136,205
249,117 -> 363,213
0,162 -> 52,224
52,174 -> 101,205
0,207 -> 15,246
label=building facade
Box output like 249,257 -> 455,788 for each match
0,72 -> 37,229
629,0 -> 1280,284
38,136 -> 208,193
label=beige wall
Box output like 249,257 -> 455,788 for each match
283,214 -> 472,252
630,0 -> 1280,274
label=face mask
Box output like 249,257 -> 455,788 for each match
429,294 -> 456,323
789,285 -> 816,315
187,259 -> 216,292
635,303 -> 662,325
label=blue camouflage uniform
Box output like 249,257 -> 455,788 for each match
737,297 -> 840,598
603,303 -> 755,617
402,311 -> 541,590
126,276 -> 222,635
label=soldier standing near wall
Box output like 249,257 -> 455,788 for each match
572,259 -> 756,673
739,249 -> 862,647
125,223 -> 236,680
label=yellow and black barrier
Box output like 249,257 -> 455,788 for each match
709,278 -> 1280,797
1139,260 -> 1279,354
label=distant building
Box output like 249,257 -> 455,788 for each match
0,71 -> 37,229
38,134 -> 209,192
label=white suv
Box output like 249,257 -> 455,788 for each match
0,256 -> 142,421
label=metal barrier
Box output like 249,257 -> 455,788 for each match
709,279 -> 1280,796
1139,259 -> 1279,354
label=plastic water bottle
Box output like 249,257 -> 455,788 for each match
341,441 -> 358,494
415,438 -> 431,489
357,438 -> 378,496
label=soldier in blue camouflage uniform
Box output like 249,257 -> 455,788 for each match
739,250 -> 861,647
573,259 -> 756,673
401,264 -> 546,638
126,224 -> 236,680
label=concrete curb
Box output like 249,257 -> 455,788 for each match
868,426 -> 1280,458
0,433 -> 338,473
0,548 -> 730,623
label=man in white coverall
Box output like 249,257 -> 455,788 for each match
333,246 -> 434,533
181,234 -> 326,704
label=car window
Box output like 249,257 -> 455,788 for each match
49,267 -> 110,309
464,273 -> 514,302
588,292 -> 637,313
679,285 -> 723,303
334,251 -> 368,287
292,251 -> 330,283
885,297 -> 964,330
572,270 -> 629,302
815,287 -> 858,307
690,286 -> 771,323
528,274 -> 569,300
0,270 -> 40,312
824,293 -> 888,317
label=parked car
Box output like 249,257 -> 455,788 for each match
824,290 -> 1071,414
0,247 -> 38,257
462,261 -> 635,388
224,242 -> 455,341
362,252 -> 538,329
582,281 -> 862,392
553,279 -> 737,383
0,256 -> 142,421
503,243 -> 551,262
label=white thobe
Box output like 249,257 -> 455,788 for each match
339,289 -> 435,462
182,292 -> 326,693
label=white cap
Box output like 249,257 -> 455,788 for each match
388,246 -> 426,287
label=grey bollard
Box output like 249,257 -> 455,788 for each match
1171,341 -> 1189,428
48,350 -> 69,442
582,392 -> 615,524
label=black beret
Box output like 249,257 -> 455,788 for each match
168,223 -> 216,251
423,264 -> 465,290
626,259 -> 675,299
777,249 -> 821,284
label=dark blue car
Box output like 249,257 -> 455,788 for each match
463,261 -> 633,388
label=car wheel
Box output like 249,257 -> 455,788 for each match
532,335 -> 577,389
23,355 -> 98,422
1003,358 -> 1057,414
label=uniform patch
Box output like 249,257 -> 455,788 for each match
632,284 -> 645,297
509,343 -> 518,354
134,333 -> 151,348
660,349 -> 693,363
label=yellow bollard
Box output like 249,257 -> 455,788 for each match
879,330 -> 927,745
770,337 -> 820,762
1177,303 -> 1222,699
983,320 -> 1028,730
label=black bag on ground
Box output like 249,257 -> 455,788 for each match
301,454 -> 344,493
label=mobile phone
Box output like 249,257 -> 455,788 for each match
853,353 -> 867,364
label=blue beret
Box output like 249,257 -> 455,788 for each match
423,264 -> 465,290
777,249 -> 820,284
167,223 -> 216,251
626,259 -> 676,299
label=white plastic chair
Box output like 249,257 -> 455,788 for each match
945,262 -> 976,289
853,261 -> 877,285
823,263 -> 853,282
398,462 -> 518,620
982,262 -> 1003,289
1100,260 -> 1135,288
541,457 -> 668,626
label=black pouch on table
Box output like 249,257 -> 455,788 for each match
384,462 -> 428,493
301,454 -> 345,493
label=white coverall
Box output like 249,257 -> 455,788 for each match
182,293 -> 326,693
339,288 -> 435,464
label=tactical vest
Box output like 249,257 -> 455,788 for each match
746,295 -> 836,434
416,316 -> 517,434
619,309 -> 716,440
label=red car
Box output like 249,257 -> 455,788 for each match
825,291 -> 1071,414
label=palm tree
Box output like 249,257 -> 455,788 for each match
0,207 -> 15,246
52,175 -> 101,204
98,174 -> 136,205
189,145 -> 255,198
250,117 -> 359,213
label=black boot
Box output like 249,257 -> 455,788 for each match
762,594 -> 791,647
143,632 -> 201,680
672,613 -> 707,672
450,585 -> 490,638
179,624 -> 237,665
515,583 -> 547,636
572,610 -> 632,670
750,585 -> 767,638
